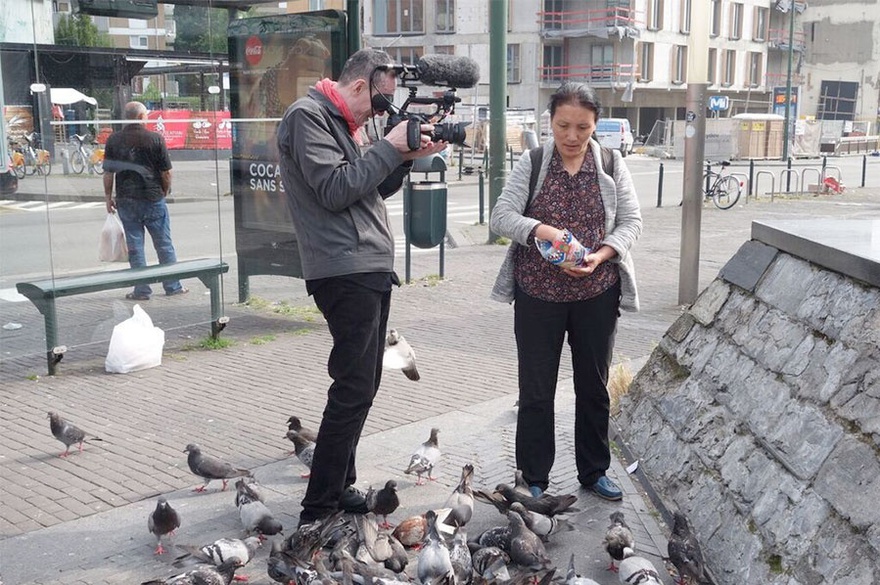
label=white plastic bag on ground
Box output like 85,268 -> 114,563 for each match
99,213 -> 128,262
105,305 -> 165,373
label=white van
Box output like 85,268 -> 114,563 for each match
595,118 -> 634,157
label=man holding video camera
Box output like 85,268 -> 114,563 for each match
277,48 -> 446,528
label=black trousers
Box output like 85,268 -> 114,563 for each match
513,282 -> 620,490
299,278 -> 391,524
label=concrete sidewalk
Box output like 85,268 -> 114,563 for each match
2,187 -> 879,584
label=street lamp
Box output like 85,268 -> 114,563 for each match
781,3 -> 796,161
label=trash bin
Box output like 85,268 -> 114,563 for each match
64,109 -> 79,138
405,181 -> 447,249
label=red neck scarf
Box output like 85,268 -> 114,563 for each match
315,78 -> 361,140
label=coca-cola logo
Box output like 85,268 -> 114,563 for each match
245,36 -> 263,66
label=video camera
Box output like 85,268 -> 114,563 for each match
375,55 -> 480,151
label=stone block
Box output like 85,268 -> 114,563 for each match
690,279 -> 732,326
792,516 -> 879,585
666,311 -> 696,343
719,240 -> 779,293
762,401 -> 842,481
785,340 -> 860,405
814,436 -> 880,528
699,498 -> 770,584
702,336 -> 757,390
755,253 -> 815,314
753,489 -> 828,561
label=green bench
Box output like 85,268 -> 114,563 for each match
16,258 -> 230,375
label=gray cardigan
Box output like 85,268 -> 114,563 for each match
489,139 -> 642,311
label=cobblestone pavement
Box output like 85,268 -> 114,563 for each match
1,187 -> 879,584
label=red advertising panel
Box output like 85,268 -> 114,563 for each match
144,110 -> 232,150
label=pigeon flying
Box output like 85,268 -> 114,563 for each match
148,497 -> 180,555
366,480 -> 400,529
184,443 -> 251,492
47,411 -> 102,457
383,328 -> 420,381
287,415 -> 318,442
667,512 -> 706,585
405,427 -> 441,485
603,511 -> 635,572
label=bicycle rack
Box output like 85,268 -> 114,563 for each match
752,171 -> 776,202
800,167 -> 821,197
778,169 -> 800,196
730,173 -> 749,205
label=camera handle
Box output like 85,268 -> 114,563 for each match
406,118 -> 423,151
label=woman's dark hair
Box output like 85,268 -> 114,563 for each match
548,82 -> 602,119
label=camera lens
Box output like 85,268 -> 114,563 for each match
431,122 -> 470,146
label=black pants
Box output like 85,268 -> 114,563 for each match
513,282 -> 620,490
299,278 -> 391,524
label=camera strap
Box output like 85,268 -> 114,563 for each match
526,141 -> 614,210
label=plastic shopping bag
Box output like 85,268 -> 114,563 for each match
99,213 -> 128,263
105,304 -> 165,373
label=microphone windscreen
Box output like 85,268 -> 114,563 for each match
416,55 -> 480,89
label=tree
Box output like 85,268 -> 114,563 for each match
54,14 -> 114,48
172,5 -> 229,54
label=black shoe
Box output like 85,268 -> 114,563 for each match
338,485 -> 369,514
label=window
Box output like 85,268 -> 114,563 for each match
591,44 -> 614,82
543,0 -> 565,31
723,50 -> 737,86
543,44 -> 564,82
638,42 -> 654,82
672,45 -> 687,84
130,35 -> 148,48
434,45 -> 455,55
679,0 -> 690,33
729,3 -> 743,40
748,52 -> 763,87
435,0 -> 454,33
647,0 -> 664,30
707,47 -> 717,85
709,0 -> 721,37
373,0 -> 425,35
753,6 -> 768,41
507,44 -> 521,83
386,46 -> 424,65
818,80 -> 858,121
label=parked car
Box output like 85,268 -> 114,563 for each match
595,118 -> 634,157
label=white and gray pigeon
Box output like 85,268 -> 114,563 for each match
47,411 -> 102,457
471,546 -> 511,582
417,510 -> 454,585
184,443 -> 251,492
566,553 -> 601,585
141,558 -> 243,585
507,510 -> 551,570
235,478 -> 283,537
383,328 -> 420,381
355,513 -> 394,566
667,512 -> 707,585
443,463 -> 475,527
148,497 -> 180,555
285,429 -> 315,478
405,427 -> 441,485
173,536 -> 262,570
603,511 -> 635,572
449,526 -> 473,585
509,502 -> 573,542
618,552 -> 663,585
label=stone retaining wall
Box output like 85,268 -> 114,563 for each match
618,237 -> 880,584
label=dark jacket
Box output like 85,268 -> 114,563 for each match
103,124 -> 171,201
277,88 -> 412,280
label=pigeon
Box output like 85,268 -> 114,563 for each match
512,470 -> 532,498
618,552 -> 663,585
285,429 -> 315,478
142,558 -> 243,585
384,533 -> 409,573
235,478 -> 283,537
405,427 -> 441,485
383,328 -> 420,381
184,443 -> 251,492
508,502 -> 573,542
469,525 -> 511,552
443,464 -> 475,527
366,480 -> 400,529
506,510 -> 551,570
417,510 -> 454,585
566,553 -> 601,585
267,539 -> 307,585
450,526 -> 473,585
148,497 -> 180,555
392,514 -> 428,548
173,536 -> 262,571
471,546 -> 511,582
355,513 -> 394,565
474,484 -> 579,517
287,415 -> 318,443
284,511 -> 345,565
667,512 -> 706,585
603,511 -> 635,572
47,411 -> 102,457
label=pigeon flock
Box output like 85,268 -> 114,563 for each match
45,397 -> 705,584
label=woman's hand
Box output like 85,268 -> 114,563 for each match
563,245 -> 617,277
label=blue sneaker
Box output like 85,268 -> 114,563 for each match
529,485 -> 544,498
589,476 -> 623,501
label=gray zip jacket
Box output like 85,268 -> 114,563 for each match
489,139 -> 642,311
277,88 -> 412,280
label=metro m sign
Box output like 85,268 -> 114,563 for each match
708,95 -> 729,111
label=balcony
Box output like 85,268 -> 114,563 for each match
539,63 -> 637,88
768,28 -> 806,52
538,7 -> 641,40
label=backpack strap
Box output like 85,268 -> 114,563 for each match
527,147 -> 543,210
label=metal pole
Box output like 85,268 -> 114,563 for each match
458,148 -> 463,180
487,0 -> 508,243
862,154 -> 867,187
478,169 -> 485,224
347,0 -> 361,52
781,4 -> 796,161
748,159 -> 755,197
786,157 -> 792,192
656,162 -> 664,208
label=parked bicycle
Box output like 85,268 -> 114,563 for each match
10,132 -> 51,178
702,160 -> 742,209
69,134 -> 104,175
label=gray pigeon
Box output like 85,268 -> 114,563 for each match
450,526 -> 473,585
148,497 -> 180,555
618,552 -> 663,585
417,510 -> 454,584
513,469 -> 532,498
667,512 -> 706,585
173,536 -> 262,570
287,415 -> 318,442
366,480 -> 400,529
383,329 -> 420,381
509,502 -> 573,542
355,513 -> 394,566
184,443 -> 251,492
141,558 -> 243,585
405,427 -> 441,485
235,478 -> 283,537
471,546 -> 511,582
443,463 -> 475,527
507,510 -> 551,570
384,533 -> 409,573
47,411 -> 102,457
469,525 -> 511,552
603,511 -> 635,572
566,553 -> 601,585
474,484 -> 579,517
285,429 -> 315,478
